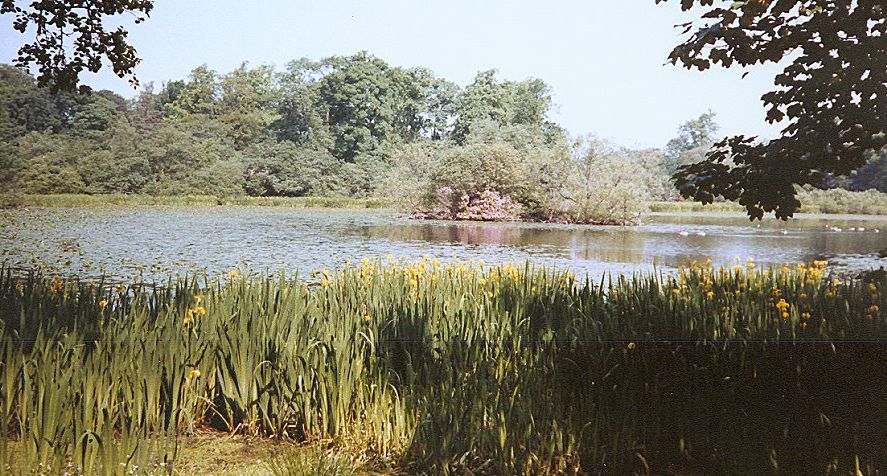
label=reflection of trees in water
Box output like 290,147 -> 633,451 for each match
569,233 -> 647,263
351,220 -> 887,269
360,223 -> 653,262
448,225 -> 518,245
358,223 -> 563,247
806,233 -> 886,256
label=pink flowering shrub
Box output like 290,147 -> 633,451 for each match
429,187 -> 521,221
431,186 -> 459,218
456,189 -> 522,221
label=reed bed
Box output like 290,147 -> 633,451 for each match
0,259 -> 885,474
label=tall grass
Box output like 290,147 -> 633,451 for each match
647,201 -> 746,214
1,259 -> 885,474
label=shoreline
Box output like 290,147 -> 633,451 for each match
646,211 -> 887,222
0,193 -> 387,209
3,194 -> 887,222
3,261 -> 885,474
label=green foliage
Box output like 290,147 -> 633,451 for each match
1,0 -> 154,92
315,52 -> 456,162
0,54 -> 464,200
652,187 -> 887,216
267,447 -> 360,476
379,142 -> 443,212
663,110 -> 718,177
9,132 -> 87,194
795,187 -> 887,215
219,63 -> 279,148
2,260 -> 887,473
0,65 -> 66,139
243,141 -> 343,197
69,94 -> 123,136
273,59 -> 335,147
428,142 -> 529,216
648,200 -> 745,214
850,148 -> 887,193
0,193 -> 386,208
661,0 -> 886,219
3,51 -> 880,220
77,120 -> 152,194
391,133 -> 662,225
558,136 -> 653,224
165,65 -> 221,118
452,70 -> 555,145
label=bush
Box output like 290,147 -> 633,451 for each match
558,136 -> 650,225
454,189 -> 522,221
431,142 -> 528,203
796,187 -> 887,215
379,142 -> 441,212
416,142 -> 529,219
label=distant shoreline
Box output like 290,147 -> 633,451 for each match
3,194 -> 887,221
0,193 -> 387,210
646,210 -> 887,222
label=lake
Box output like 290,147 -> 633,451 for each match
1,207 -> 885,282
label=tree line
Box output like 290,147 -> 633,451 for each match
1,53 -> 884,224
3,1 -> 883,220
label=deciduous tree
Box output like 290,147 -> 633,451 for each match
660,0 -> 886,219
1,0 -> 153,92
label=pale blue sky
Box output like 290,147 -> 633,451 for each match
0,0 -> 785,148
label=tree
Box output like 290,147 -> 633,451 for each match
165,65 -> 220,118
275,55 -> 456,159
12,131 -> 87,193
388,66 -> 460,143
0,64 -> 67,138
626,147 -> 672,201
422,75 -> 458,140
318,53 -> 403,162
218,63 -> 279,148
452,71 -> 557,146
561,136 -> 651,225
424,143 -> 529,219
242,140 -> 342,197
452,71 -> 509,142
76,119 -> 151,193
70,92 -> 125,136
1,0 -> 153,92
380,142 -> 443,212
134,119 -> 240,196
129,83 -> 164,132
272,58 -> 333,148
660,0 -> 886,219
850,148 -> 887,193
663,111 -> 719,176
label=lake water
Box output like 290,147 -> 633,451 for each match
1,207 -> 885,282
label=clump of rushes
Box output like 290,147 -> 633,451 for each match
0,258 -> 885,474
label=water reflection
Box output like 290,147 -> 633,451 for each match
344,213 -> 887,274
0,207 -> 884,282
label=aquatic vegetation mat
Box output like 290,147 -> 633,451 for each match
0,259 -> 885,474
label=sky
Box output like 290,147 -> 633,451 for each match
0,0 -> 786,149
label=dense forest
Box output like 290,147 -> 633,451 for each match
1,53 -> 885,223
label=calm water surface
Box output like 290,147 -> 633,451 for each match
1,207 -> 885,281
